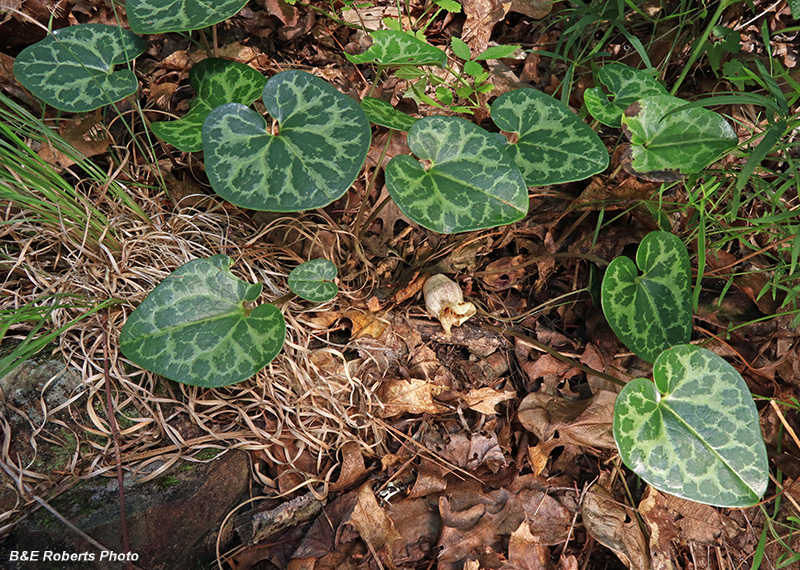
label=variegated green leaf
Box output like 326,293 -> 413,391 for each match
13,24 -> 145,113
361,97 -> 417,131
127,0 -> 248,34
584,63 -> 667,127
621,95 -> 738,180
346,30 -> 447,67
385,115 -> 527,233
203,70 -> 371,211
119,254 -> 286,388
150,58 -> 266,152
601,231 -> 691,363
491,89 -> 608,186
288,259 -> 338,302
614,345 -> 768,508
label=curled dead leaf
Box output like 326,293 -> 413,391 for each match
348,483 -> 401,567
582,484 -> 650,570
518,390 -> 616,450
464,387 -> 516,415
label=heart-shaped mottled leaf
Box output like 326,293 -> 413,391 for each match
13,24 -> 145,113
601,231 -> 691,363
203,70 -> 371,211
127,0 -> 248,34
288,259 -> 338,302
491,89 -> 608,186
346,30 -> 447,67
361,97 -> 417,131
621,95 -> 738,180
614,344 -> 768,507
119,254 -> 286,388
151,58 -> 266,152
584,63 -> 667,127
385,115 -> 527,233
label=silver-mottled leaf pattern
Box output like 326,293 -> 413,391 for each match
621,95 -> 738,178
491,89 -> 608,186
288,259 -> 338,303
202,70 -> 371,211
584,63 -> 667,127
13,24 -> 145,113
361,97 -> 417,131
346,30 -> 447,67
601,231 -> 691,363
127,0 -> 248,34
385,115 -> 528,233
151,58 -> 266,152
119,254 -> 286,388
614,345 -> 768,508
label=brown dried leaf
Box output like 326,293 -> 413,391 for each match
342,309 -> 389,339
393,271 -> 426,304
0,0 -> 73,51
558,556 -> 578,570
504,521 -> 550,570
510,477 -> 571,546
407,457 -> 450,498
437,476 -> 573,568
481,255 -> 527,291
461,0 -> 511,55
521,354 -> 573,383
518,390 -> 616,450
330,442 -> 369,492
348,483 -> 401,567
581,484 -> 650,570
580,343 -> 620,394
259,0 -> 298,25
508,0 -> 552,18
291,491 -> 359,561
526,439 -> 561,477
464,387 -> 516,415
376,377 -> 447,417
272,441 -> 320,494
38,114 -> 112,169
571,176 -> 659,211
639,486 -> 740,570
430,432 -> 507,472
438,489 -> 514,564
387,497 -> 442,565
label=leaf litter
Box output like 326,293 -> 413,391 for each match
1,0 -> 799,568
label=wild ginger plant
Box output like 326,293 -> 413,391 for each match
11,7 -> 770,510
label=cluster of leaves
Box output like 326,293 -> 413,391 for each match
601,231 -> 767,507
10,0 -> 769,511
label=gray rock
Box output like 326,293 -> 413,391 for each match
2,450 -> 250,570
